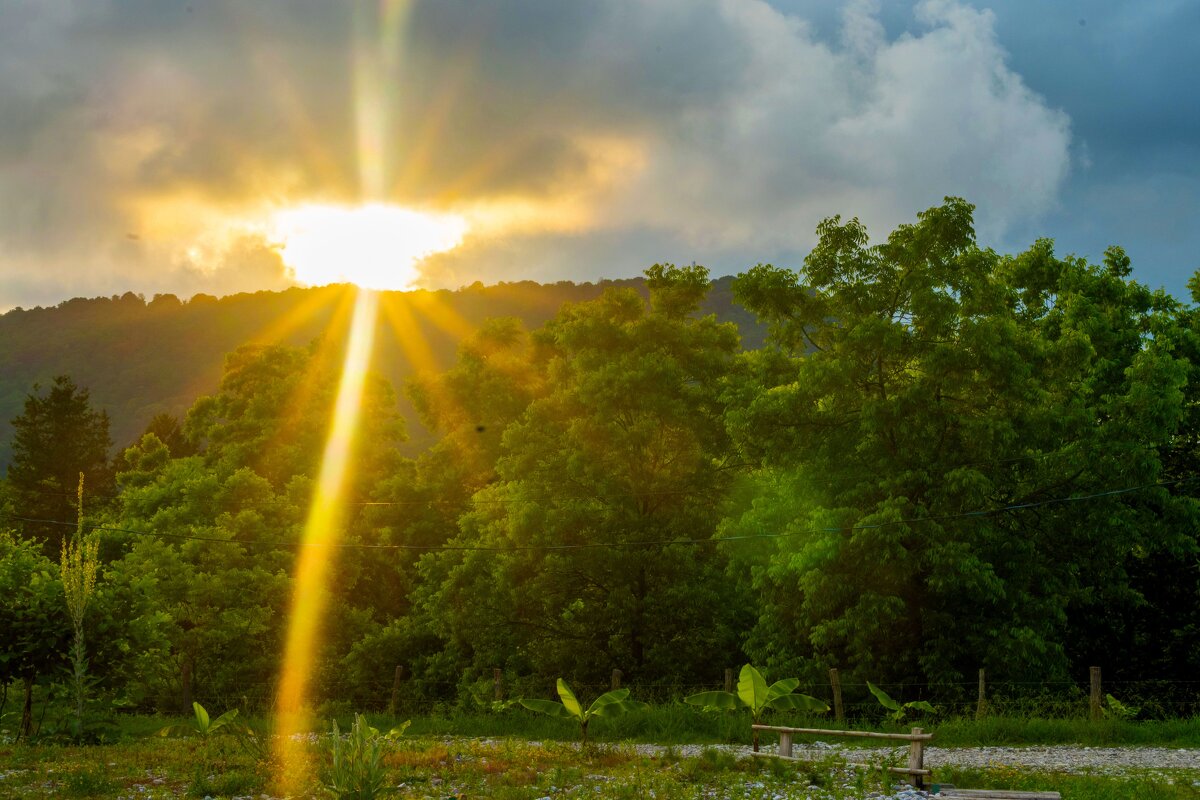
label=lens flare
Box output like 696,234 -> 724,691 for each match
272,288 -> 378,793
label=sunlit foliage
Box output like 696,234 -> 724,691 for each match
3,199 -> 1200,715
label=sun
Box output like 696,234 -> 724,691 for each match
271,203 -> 468,290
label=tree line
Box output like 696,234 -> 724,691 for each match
2,198 -> 1198,720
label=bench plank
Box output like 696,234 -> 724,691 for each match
751,725 -> 933,741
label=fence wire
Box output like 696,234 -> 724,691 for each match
108,674 -> 1200,721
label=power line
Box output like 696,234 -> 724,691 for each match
8,439 -> 1171,510
3,477 -> 1193,553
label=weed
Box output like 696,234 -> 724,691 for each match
867,681 -> 937,723
185,767 -> 260,798
698,747 -> 737,773
686,664 -> 828,751
62,767 -> 118,797
519,678 -> 649,745
322,713 -> 409,799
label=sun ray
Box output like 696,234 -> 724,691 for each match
409,289 -> 478,342
272,288 -> 379,794
245,284 -> 352,348
354,0 -> 414,200
224,1 -> 351,195
379,292 -> 443,377
390,25 -> 488,200
252,288 -> 360,480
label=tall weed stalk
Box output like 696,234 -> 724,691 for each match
61,472 -> 99,735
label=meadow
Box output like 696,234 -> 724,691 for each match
4,705 -> 1200,799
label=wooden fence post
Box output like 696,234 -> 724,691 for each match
724,668 -> 734,693
829,668 -> 844,724
181,660 -> 193,715
493,668 -> 503,702
389,665 -> 404,715
611,669 -> 623,690
1090,666 -> 1102,721
976,668 -> 986,719
907,727 -> 925,789
778,730 -> 793,758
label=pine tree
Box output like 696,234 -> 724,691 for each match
7,376 -> 112,554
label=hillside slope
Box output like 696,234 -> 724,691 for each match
0,276 -> 762,467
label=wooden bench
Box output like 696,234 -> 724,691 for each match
751,724 -> 933,787
751,726 -> 1061,798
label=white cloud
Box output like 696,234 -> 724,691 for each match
0,0 -> 1073,304
602,0 -> 1071,248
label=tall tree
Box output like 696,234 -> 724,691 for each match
7,376 -> 112,553
727,199 -> 1189,688
338,318 -> 549,699
107,342 -> 405,708
416,265 -> 749,687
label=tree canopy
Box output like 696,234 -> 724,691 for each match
2,199 -> 1199,713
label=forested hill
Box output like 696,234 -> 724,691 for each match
0,275 -> 762,468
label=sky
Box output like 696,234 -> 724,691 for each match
0,0 -> 1197,310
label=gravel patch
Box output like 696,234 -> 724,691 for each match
624,740 -> 1200,775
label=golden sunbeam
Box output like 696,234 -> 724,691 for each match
272,288 -> 379,794
380,294 -> 442,376
391,27 -> 487,199
246,283 -> 351,347
409,290 -> 478,341
354,0 -> 413,199
253,289 -> 360,474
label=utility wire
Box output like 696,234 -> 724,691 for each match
7,439 -> 1172,509
3,477 -> 1193,553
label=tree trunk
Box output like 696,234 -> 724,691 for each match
20,676 -> 34,738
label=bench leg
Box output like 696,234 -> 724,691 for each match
908,727 -> 924,789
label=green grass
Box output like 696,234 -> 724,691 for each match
931,715 -> 1200,747
370,707 -> 1200,748
15,701 -> 1200,750
935,766 -> 1200,799
1,732 -> 1196,799
79,706 -> 1200,749
7,703 -> 1200,800
386,703 -> 756,745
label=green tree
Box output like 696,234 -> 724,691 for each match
417,265 -> 749,687
106,342 -> 406,709
727,199 -> 1189,687
107,433 -> 297,710
1084,268 -> 1200,684
0,530 -> 68,737
342,318 -> 549,698
7,376 -> 112,554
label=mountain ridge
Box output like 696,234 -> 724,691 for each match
0,276 -> 763,469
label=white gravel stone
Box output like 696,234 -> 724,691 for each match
624,741 -> 1200,775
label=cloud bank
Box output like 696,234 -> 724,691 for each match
0,0 -> 1071,307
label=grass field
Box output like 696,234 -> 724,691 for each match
1,733 -> 1199,799
3,708 -> 1200,798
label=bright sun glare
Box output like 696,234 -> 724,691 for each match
271,203 -> 468,290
